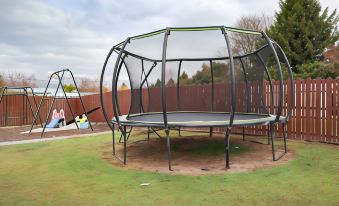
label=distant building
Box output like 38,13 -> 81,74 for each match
32,88 -> 96,98
324,44 -> 339,64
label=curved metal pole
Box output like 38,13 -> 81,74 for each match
210,60 -> 215,111
238,58 -> 250,141
143,68 -> 151,112
239,58 -> 250,112
221,27 -> 236,127
100,46 -> 120,158
161,28 -> 171,170
139,59 -> 144,113
176,60 -> 182,111
111,40 -> 130,166
262,32 -> 284,123
209,60 -> 215,136
139,59 -> 149,113
221,27 -> 236,169
100,46 -> 116,131
176,60 -> 183,136
256,53 -> 274,114
124,61 -> 134,118
273,42 -> 295,122
161,28 -> 170,129
115,54 -> 128,116
111,52 -> 133,120
112,38 -> 130,126
101,50 -> 126,159
110,51 -> 133,116
262,32 -> 285,161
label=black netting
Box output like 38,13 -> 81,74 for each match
166,30 -> 228,59
124,32 -> 164,60
257,45 -> 284,117
177,61 -> 212,112
109,27 -> 287,125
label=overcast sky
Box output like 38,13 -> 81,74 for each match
0,0 -> 337,81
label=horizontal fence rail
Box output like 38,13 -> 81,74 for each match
0,78 -> 338,143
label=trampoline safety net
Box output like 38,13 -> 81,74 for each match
100,26 -> 294,128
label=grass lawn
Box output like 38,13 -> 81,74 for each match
0,131 -> 338,206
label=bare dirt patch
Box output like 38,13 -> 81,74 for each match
102,133 -> 294,176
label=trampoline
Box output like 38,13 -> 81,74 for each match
100,26 -> 294,171
115,112 -> 286,127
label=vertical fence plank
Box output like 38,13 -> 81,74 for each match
321,79 -> 326,141
305,78 -> 311,140
286,78 -> 292,138
336,79 -> 339,143
304,78 -> 311,140
312,79 -> 317,141
332,79 -> 336,142
326,78 -> 333,141
315,78 -> 321,141
295,78 -> 301,139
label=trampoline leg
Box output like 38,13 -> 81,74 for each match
119,132 -> 123,143
147,127 -> 150,141
242,127 -> 245,141
112,124 -> 115,156
209,127 -> 213,137
123,126 -> 127,165
165,129 -> 172,171
119,126 -> 132,143
267,126 -> 270,145
225,127 -> 232,169
126,127 -> 132,141
269,124 -> 276,161
178,127 -> 181,136
282,123 -> 287,153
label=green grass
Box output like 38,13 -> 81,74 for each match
0,131 -> 338,206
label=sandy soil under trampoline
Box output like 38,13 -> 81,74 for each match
102,133 -> 294,175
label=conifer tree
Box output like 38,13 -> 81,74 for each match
269,0 -> 338,68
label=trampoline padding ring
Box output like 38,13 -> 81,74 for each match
112,112 -> 285,127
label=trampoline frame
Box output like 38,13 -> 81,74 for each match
100,26 -> 294,171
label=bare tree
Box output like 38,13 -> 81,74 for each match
231,14 -> 273,55
78,77 -> 110,92
5,73 -> 37,87
0,73 -> 5,87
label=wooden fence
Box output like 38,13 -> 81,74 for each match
1,78 -> 338,143
0,96 -> 81,127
